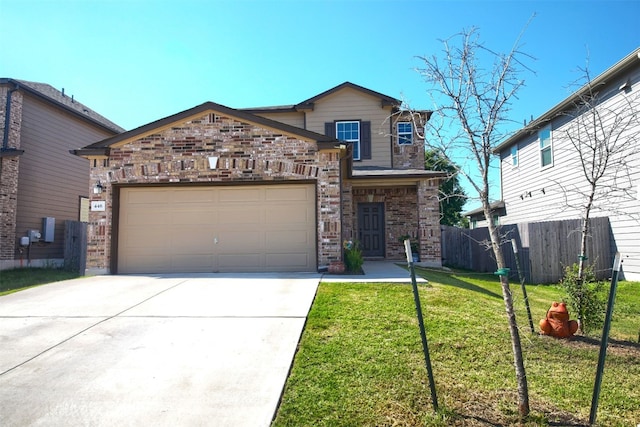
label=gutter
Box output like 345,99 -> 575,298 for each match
1,80 -> 25,157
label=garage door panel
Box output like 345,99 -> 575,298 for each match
265,186 -> 311,201
218,208 -> 262,225
267,253 -> 310,269
217,231 -> 265,251
119,184 -> 316,273
218,188 -> 262,202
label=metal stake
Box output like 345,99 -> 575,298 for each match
404,239 -> 438,412
589,252 -> 622,426
511,239 -> 535,334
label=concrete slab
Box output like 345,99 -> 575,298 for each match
321,260 -> 428,283
0,273 -> 320,427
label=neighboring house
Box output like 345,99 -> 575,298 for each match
72,82 -> 445,274
493,49 -> 640,280
464,201 -> 505,229
0,78 -> 124,270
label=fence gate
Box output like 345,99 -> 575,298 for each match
64,220 -> 87,274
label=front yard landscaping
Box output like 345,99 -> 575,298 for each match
0,267 -> 80,296
272,267 -> 640,426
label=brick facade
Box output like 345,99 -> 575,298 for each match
87,112 -> 343,272
351,182 -> 441,265
0,88 -> 23,262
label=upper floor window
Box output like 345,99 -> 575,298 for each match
397,122 -> 413,145
539,126 -> 553,168
510,144 -> 518,167
336,121 -> 360,160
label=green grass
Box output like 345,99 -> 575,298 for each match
272,268 -> 640,426
0,267 -> 81,296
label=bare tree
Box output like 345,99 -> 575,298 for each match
558,62 -> 640,330
415,26 -> 534,418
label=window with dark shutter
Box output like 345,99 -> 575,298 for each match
324,122 -> 335,138
360,121 -> 371,159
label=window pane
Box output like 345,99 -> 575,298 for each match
539,128 -> 551,148
541,147 -> 552,167
398,122 -> 412,145
511,145 -> 518,166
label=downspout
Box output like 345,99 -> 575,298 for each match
2,81 -> 19,152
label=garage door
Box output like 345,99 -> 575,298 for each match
117,184 -> 316,273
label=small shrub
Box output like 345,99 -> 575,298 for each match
560,263 -> 607,334
343,240 -> 364,273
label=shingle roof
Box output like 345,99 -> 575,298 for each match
1,78 -> 124,133
242,82 -> 403,113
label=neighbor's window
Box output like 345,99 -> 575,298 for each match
336,121 -> 360,160
539,125 -> 553,168
397,122 -> 413,145
510,144 -> 518,167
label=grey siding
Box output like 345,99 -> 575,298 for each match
499,66 -> 640,280
15,95 -> 115,261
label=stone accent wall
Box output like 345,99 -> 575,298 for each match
351,182 -> 441,265
0,88 -> 23,262
87,112 -> 343,272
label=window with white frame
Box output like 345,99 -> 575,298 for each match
336,121 -> 360,160
510,144 -> 518,167
397,122 -> 413,145
539,125 -> 553,168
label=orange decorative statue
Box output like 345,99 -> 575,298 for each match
539,302 -> 579,338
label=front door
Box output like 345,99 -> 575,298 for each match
357,203 -> 385,257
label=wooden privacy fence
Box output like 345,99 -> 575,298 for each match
64,220 -> 87,274
441,217 -> 613,284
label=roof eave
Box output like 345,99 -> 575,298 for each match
494,48 -> 640,153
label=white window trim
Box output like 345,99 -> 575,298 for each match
539,125 -> 554,169
336,121 -> 360,160
397,122 -> 413,145
510,144 -> 519,168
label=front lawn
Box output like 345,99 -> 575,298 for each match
0,267 -> 81,296
272,268 -> 639,426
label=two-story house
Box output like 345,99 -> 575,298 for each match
0,78 -> 124,271
72,82 -> 445,274
494,49 -> 640,281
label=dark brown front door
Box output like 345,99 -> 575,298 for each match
357,203 -> 385,257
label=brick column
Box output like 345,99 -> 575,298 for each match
417,179 -> 442,266
0,88 -> 23,263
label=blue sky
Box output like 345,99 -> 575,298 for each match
2,0 -> 639,207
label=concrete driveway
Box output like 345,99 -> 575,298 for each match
0,273 -> 321,427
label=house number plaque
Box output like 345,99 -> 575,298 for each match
91,201 -> 106,211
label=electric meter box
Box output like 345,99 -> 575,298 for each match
42,217 -> 55,242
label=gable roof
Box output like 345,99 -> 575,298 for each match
296,81 -> 401,109
73,101 -> 339,157
494,47 -> 640,153
0,78 -> 124,133
242,81 -> 402,113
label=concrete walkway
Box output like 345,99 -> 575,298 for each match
321,260 -> 428,283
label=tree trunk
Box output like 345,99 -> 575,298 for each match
577,188 -> 595,332
486,210 -> 530,419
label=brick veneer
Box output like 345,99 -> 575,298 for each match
0,88 -> 23,261
86,112 -> 343,273
351,182 -> 441,265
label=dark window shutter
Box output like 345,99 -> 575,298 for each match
324,122 -> 335,138
360,121 -> 371,159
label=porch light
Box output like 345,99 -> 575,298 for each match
93,181 -> 104,194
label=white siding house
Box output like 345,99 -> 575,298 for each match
494,48 -> 640,281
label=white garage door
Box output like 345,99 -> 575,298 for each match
117,184 -> 316,273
